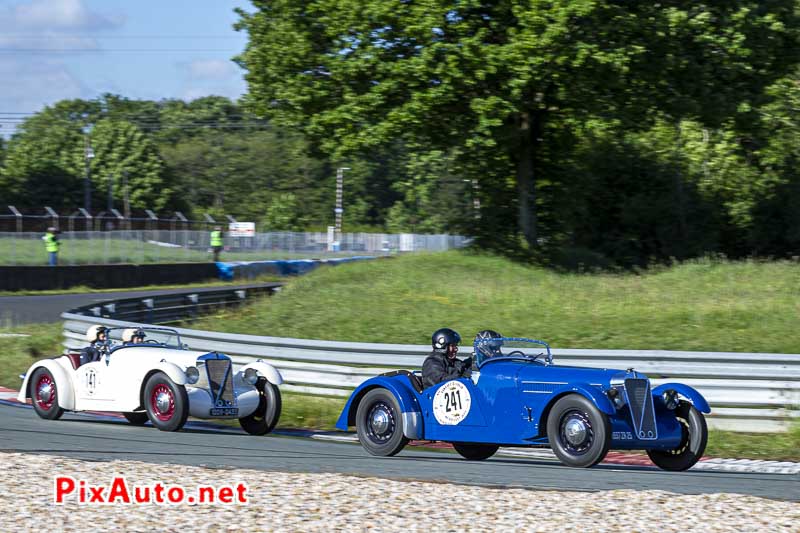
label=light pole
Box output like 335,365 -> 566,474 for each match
122,170 -> 131,229
83,130 -> 94,213
335,167 -> 350,245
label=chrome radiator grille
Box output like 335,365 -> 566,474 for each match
204,358 -> 234,406
624,378 -> 657,440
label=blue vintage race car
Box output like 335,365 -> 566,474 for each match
336,337 -> 710,470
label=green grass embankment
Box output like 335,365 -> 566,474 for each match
193,251 -> 800,353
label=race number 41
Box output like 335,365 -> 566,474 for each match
433,381 -> 472,425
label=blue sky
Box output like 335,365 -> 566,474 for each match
0,0 -> 251,134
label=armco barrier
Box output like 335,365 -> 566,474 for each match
61,293 -> 800,433
70,283 -> 282,324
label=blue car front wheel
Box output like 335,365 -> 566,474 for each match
646,401 -> 707,471
355,388 -> 409,457
547,394 -> 611,468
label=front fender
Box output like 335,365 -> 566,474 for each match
543,383 -> 616,417
152,361 -> 188,386
239,360 -> 283,385
335,375 -> 422,439
652,383 -> 711,413
18,357 -> 76,410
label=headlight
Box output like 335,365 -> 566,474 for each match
185,366 -> 200,384
662,389 -> 679,410
606,387 -> 625,409
244,367 -> 259,385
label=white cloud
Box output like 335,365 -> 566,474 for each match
0,0 -> 123,136
185,59 -> 238,80
0,0 -> 123,51
0,56 -> 85,109
10,0 -> 122,31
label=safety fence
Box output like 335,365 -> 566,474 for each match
0,230 -> 469,266
60,290 -> 800,433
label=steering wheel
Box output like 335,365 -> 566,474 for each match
507,350 -> 526,357
142,339 -> 161,345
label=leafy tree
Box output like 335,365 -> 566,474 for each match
385,149 -> 471,233
743,69 -> 800,255
0,112 -> 85,208
1,102 -> 168,211
261,193 -> 304,230
156,96 -> 261,144
160,129 -> 328,222
235,1 -> 800,252
87,119 -> 168,211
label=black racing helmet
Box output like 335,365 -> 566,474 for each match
431,328 -> 461,352
475,329 -> 503,359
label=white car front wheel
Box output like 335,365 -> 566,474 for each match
143,372 -> 188,432
239,378 -> 281,435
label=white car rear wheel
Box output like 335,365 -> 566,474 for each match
31,368 -> 64,420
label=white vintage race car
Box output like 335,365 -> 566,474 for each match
18,326 -> 283,434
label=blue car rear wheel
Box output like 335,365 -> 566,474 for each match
547,394 -> 610,468
355,388 -> 409,456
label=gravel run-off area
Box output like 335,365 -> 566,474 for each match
1,452 -> 798,532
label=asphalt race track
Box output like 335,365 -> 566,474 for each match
1,403 -> 797,502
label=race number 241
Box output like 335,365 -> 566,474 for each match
432,381 -> 472,425
444,389 -> 463,412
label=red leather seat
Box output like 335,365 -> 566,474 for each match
65,353 -> 81,370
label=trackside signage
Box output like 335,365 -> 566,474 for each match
54,476 -> 248,505
228,222 -> 255,237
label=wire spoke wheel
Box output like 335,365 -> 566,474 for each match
366,401 -> 396,444
558,409 -> 595,455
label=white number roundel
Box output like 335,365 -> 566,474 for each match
433,380 -> 472,425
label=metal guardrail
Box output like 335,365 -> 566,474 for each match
69,283 -> 282,324
61,290 -> 800,433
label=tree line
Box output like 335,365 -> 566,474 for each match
0,95 -> 410,232
3,2 -> 800,267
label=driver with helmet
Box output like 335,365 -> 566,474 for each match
122,328 -> 146,345
421,327 -> 472,388
79,325 -> 108,366
474,329 -> 504,361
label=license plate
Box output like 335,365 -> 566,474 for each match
210,407 -> 239,416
